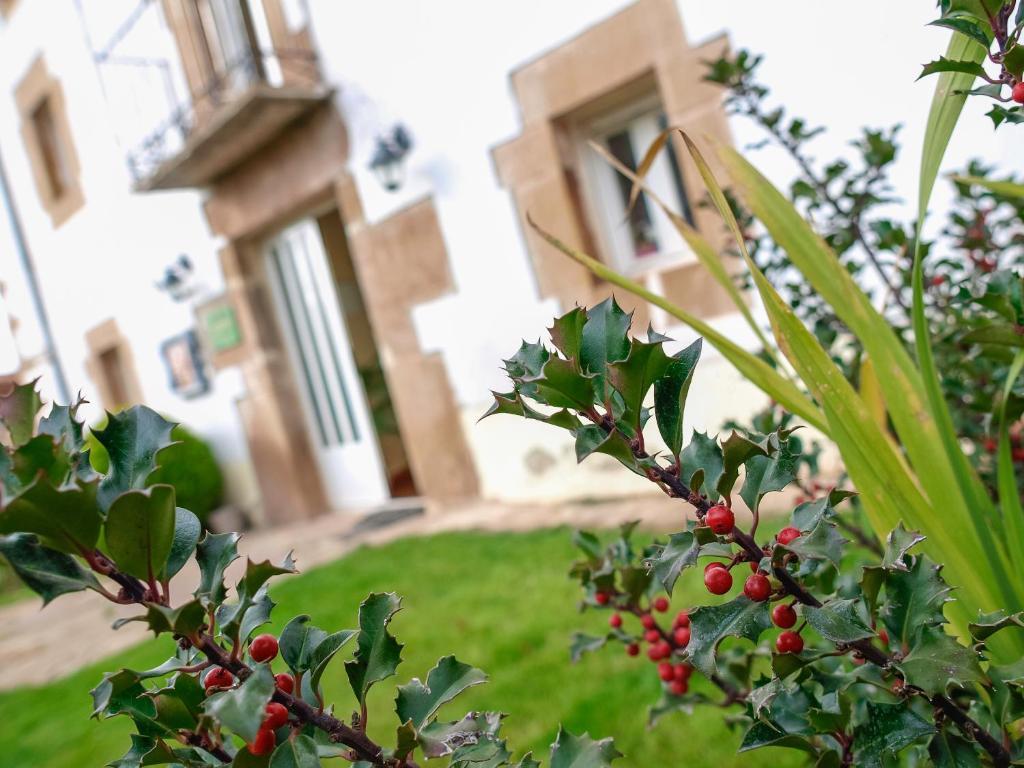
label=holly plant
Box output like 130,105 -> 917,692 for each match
486,300 -> 1023,767
0,383 -> 620,768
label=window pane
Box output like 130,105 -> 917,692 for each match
605,129 -> 659,258
31,99 -> 68,199
656,112 -> 695,227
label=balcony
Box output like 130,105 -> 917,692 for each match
92,1 -> 331,191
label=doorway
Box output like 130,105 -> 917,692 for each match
264,213 -> 417,510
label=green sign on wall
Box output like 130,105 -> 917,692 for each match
202,303 -> 242,353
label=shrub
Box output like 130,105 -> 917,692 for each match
87,421 -> 224,526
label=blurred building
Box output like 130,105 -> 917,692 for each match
0,0 -> 765,524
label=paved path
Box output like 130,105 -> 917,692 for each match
0,496 -> 684,690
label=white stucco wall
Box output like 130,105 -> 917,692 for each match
0,0 -> 258,511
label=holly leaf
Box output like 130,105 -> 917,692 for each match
217,554 -> 297,636
580,298 -> 632,394
968,610 -> 1024,642
194,531 -> 240,604
93,407 -> 177,510
0,532 -> 101,604
801,599 -> 873,643
396,655 -> 488,730
739,435 -> 798,513
4,435 -> 71,493
308,629 -> 357,697
0,380 -> 42,446
105,485 -> 177,581
481,391 -> 579,431
687,596 -> 771,677
782,519 -> 847,568
280,615 -> 328,674
569,633 -> 608,663
881,523 -> 926,571
648,531 -> 700,594
573,425 -> 638,473
791,489 -> 856,530
418,711 -> 504,759
527,356 -> 596,411
917,56 -> 987,80
0,476 -> 102,554
549,726 -> 621,768
549,307 -> 587,364
238,588 -> 275,644
206,663 -> 275,743
928,731 -> 982,767
161,507 -> 200,581
928,17 -> 993,48
606,338 -> 672,431
268,734 -> 319,768
107,734 -> 177,768
852,701 -> 933,768
679,431 -> 723,500
897,632 -> 984,695
717,431 -> 769,504
143,599 -> 206,637
879,556 -> 952,646
38,402 -> 86,455
653,339 -> 701,458
346,592 -> 404,706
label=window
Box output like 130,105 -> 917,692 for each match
29,98 -> 70,200
86,319 -> 142,411
579,97 -> 695,274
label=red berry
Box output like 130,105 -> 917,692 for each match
674,663 -> 693,682
653,596 -> 670,613
706,505 -> 735,534
657,662 -> 675,682
1013,447 -> 1024,463
771,604 -> 797,629
674,626 -> 691,647
204,666 -> 234,691
644,629 -> 661,644
647,644 -> 662,661
595,591 -> 610,606
655,641 -> 672,659
929,275 -> 945,287
743,573 -> 771,602
626,643 -> 640,657
984,437 -> 998,453
1013,81 -> 1024,104
776,631 -> 804,654
250,634 -> 279,663
641,614 -> 657,630
248,727 -> 276,756
669,679 -> 688,696
777,527 -> 801,546
674,610 -> 690,628
704,561 -> 727,573
892,678 -> 905,693
878,628 -> 890,646
264,702 -> 288,730
274,673 -> 295,695
609,613 -> 623,629
853,654 -> 866,666
749,561 -> 758,572
704,565 -> 733,595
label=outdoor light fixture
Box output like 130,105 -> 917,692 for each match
369,123 -> 413,192
156,254 -> 197,302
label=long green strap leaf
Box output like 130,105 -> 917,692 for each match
951,175 -> 1024,198
997,351 -> 1024,573
525,214 -> 827,433
717,145 -> 1012,613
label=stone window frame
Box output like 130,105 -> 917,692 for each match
15,56 -> 84,228
85,319 -> 144,412
492,0 -> 742,327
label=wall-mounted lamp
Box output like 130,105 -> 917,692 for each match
156,254 -> 196,302
369,123 -> 413,192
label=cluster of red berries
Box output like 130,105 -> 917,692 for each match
200,633 -> 300,756
612,601 -> 695,696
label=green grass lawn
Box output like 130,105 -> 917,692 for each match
0,527 -> 804,767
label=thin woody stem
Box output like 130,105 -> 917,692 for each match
589,413 -> 1011,767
